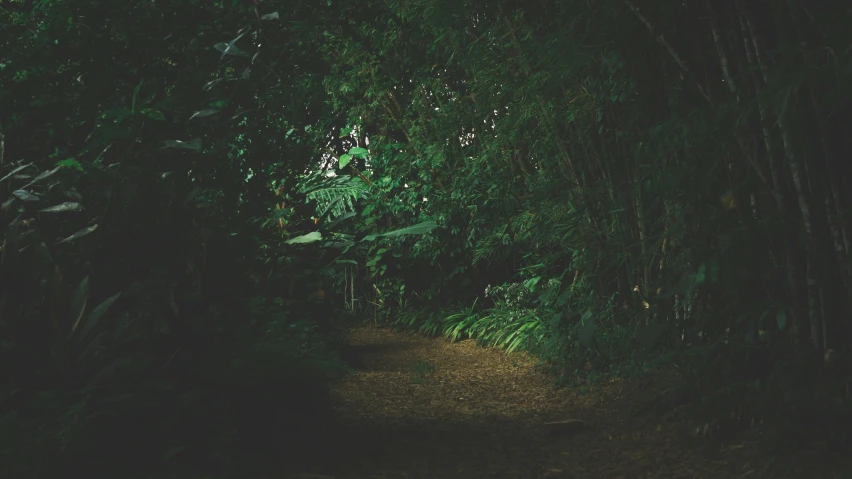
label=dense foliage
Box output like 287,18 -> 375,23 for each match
2,0 -> 851,476
315,0 -> 852,444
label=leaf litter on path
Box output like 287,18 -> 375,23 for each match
285,327 -> 851,479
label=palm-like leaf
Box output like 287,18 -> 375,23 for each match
298,173 -> 370,220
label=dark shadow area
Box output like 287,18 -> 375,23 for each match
280,416 -> 552,478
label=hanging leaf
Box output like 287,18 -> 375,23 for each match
188,109 -> 220,120
76,292 -> 122,344
12,190 -> 40,202
0,163 -> 35,183
260,11 -> 280,20
285,231 -> 322,244
203,78 -> 236,91
339,154 -> 352,169
69,276 -> 90,335
23,166 -> 62,189
39,202 -> 83,213
230,109 -> 254,120
131,79 -> 143,112
58,225 -> 98,244
362,220 -> 438,241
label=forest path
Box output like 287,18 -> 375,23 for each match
289,326 -> 845,479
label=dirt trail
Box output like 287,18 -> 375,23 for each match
288,327 -> 850,479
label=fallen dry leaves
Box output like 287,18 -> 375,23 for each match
284,326 -> 851,479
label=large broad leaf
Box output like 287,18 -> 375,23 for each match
338,153 -> 352,169
349,147 -> 369,158
12,190 -> 40,202
285,231 -> 322,244
362,220 -> 438,242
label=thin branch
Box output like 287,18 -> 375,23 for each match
624,0 -> 712,104
705,0 -> 740,99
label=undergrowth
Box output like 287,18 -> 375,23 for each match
389,279 -> 852,451
0,296 -> 350,479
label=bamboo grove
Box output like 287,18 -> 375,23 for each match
319,0 -> 852,380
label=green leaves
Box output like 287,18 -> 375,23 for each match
285,220 -> 438,248
285,231 -> 322,244
55,158 -> 84,171
348,147 -> 369,158
39,202 -> 83,213
299,173 -> 369,221
338,154 -> 352,169
188,109 -> 221,121
362,220 -> 438,241
339,147 -> 369,169
523,276 -> 541,292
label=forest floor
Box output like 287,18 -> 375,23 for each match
286,326 -> 851,479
